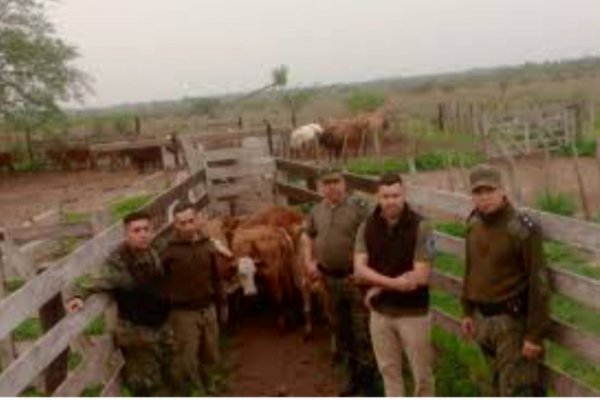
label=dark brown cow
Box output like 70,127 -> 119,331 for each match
0,152 -> 15,172
126,146 -> 163,173
65,146 -> 95,170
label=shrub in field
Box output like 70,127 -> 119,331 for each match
535,190 -> 576,217
346,90 -> 385,114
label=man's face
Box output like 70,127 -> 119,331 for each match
377,183 -> 405,220
472,186 -> 506,214
319,178 -> 346,204
174,208 -> 198,239
125,218 -> 153,250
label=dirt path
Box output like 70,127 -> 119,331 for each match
0,170 -> 176,227
224,314 -> 341,397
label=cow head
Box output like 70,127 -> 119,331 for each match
237,257 -> 258,296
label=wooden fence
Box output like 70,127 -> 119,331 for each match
0,166 -> 209,396
274,158 -> 600,397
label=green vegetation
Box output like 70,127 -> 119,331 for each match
435,221 -> 467,238
346,151 -> 485,176
13,317 -> 43,341
84,315 -> 105,336
5,278 -> 26,294
109,194 -> 153,220
544,241 -> 600,280
559,137 -> 597,158
20,387 -> 45,397
68,351 -> 83,371
63,211 -> 90,223
535,190 -> 576,217
80,384 -> 103,397
346,90 -> 385,114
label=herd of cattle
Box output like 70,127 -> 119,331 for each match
289,110 -> 390,161
0,143 -> 177,173
203,205 -> 332,338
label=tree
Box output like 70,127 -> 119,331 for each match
237,64 -> 289,102
0,0 -> 91,159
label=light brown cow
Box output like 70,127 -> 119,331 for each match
231,205 -> 332,338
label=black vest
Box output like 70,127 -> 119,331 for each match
364,205 -> 429,314
113,248 -> 170,327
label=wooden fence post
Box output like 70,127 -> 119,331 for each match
0,244 -> 16,371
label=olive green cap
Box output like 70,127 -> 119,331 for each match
317,166 -> 344,182
469,164 -> 502,192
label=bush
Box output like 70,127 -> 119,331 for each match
346,90 -> 385,114
535,190 -> 576,217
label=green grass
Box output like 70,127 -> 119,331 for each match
558,137 -> 597,158
535,190 -> 576,217
433,327 -> 490,396
4,278 -> 26,294
552,295 -> 600,337
63,211 -> 90,223
435,252 -> 464,277
20,387 -> 45,397
109,194 -> 153,220
80,384 -> 103,397
435,221 -> 467,238
346,151 -> 484,176
546,343 -> 600,390
544,241 -> 600,280
13,317 -> 43,341
83,315 -> 105,336
68,351 -> 83,371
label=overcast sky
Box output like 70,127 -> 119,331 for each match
48,0 -> 600,108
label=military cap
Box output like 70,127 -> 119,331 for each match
470,164 -> 502,192
318,165 -> 344,182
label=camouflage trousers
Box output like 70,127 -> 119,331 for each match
474,311 -> 544,396
324,276 -> 379,391
113,320 -> 173,396
168,305 -> 220,396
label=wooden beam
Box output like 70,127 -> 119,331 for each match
5,222 -> 93,245
0,295 -> 110,396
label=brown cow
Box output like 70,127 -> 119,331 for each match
65,146 -> 95,170
231,205 -> 332,338
126,146 -> 163,173
0,152 -> 15,172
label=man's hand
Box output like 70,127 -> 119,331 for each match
66,297 -> 84,313
390,276 -> 417,292
364,287 -> 382,310
461,317 -> 475,339
306,260 -> 321,282
522,340 -> 543,360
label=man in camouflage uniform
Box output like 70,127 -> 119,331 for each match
66,211 -> 172,396
461,164 -> 551,396
304,166 -> 380,396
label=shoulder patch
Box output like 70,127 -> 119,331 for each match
349,196 -> 368,209
508,211 -> 538,240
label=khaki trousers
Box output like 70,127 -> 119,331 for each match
369,310 -> 435,397
168,305 -> 220,394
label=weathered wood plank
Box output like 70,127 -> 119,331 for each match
275,181 -> 321,203
52,337 -> 113,397
100,352 -> 124,397
0,236 -> 36,279
0,247 -> 16,371
5,222 -> 93,244
0,225 -> 123,343
0,295 -> 110,396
